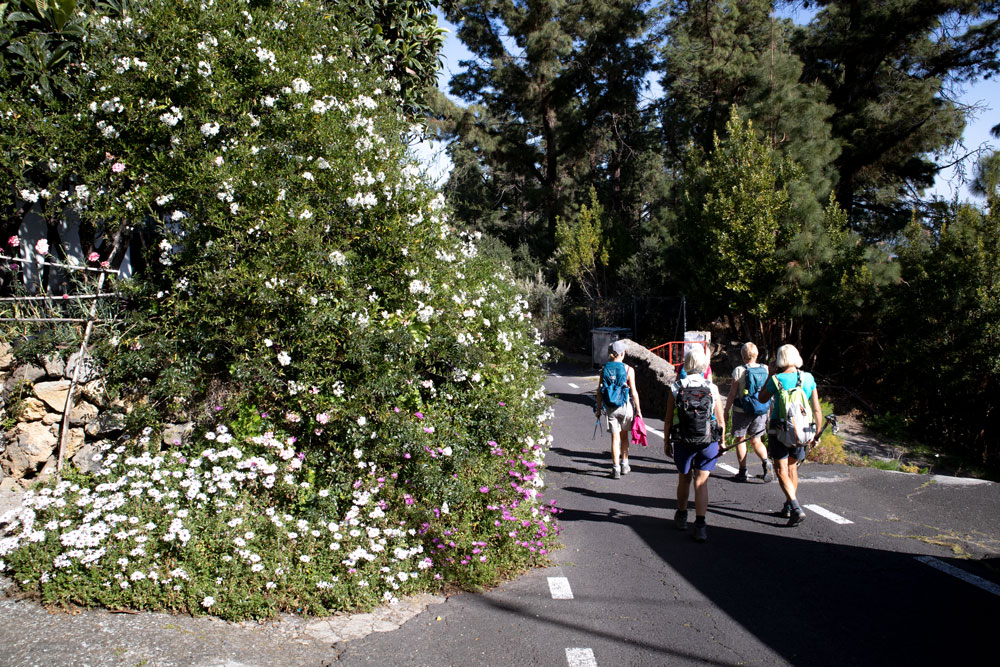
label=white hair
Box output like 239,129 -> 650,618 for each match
741,342 -> 758,362
683,345 -> 709,375
775,344 -> 803,369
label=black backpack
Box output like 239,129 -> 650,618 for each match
674,382 -> 714,446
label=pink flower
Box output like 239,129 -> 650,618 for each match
111,162 -> 125,173
423,427 -> 434,434
87,251 -> 100,262
316,412 -> 329,424
414,412 -> 424,420
479,486 -> 489,493
100,261 -> 110,268
6,236 -> 19,248
34,239 -> 49,256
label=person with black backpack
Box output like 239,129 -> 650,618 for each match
724,342 -> 774,483
594,340 -> 642,479
664,345 -> 724,543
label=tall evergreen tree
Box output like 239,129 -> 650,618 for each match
794,0 -> 1000,237
431,0 -> 654,263
655,0 -> 839,228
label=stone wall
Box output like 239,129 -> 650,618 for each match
618,339 -> 676,421
0,342 -> 123,490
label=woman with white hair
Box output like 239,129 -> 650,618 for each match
664,345 -> 724,543
758,343 -> 823,526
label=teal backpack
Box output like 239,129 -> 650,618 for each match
600,361 -> 629,409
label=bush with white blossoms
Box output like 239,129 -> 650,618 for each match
0,0 -> 559,618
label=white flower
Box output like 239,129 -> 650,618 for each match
202,596 -> 215,608
277,351 -> 291,366
291,78 -> 312,94
200,122 -> 220,137
264,338 -> 273,347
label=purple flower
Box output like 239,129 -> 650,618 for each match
479,486 -> 489,493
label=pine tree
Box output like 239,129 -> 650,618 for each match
794,0 -> 1000,237
432,0 -> 655,262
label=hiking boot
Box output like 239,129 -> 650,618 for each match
734,468 -> 749,482
611,464 -> 621,479
787,506 -> 807,527
621,460 -> 631,475
693,523 -> 707,543
762,461 -> 774,483
674,509 -> 688,531
778,502 -> 792,519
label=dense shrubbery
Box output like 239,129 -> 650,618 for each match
0,0 -> 559,618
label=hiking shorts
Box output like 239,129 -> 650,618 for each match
673,440 -> 719,474
767,430 -> 807,461
604,402 -> 633,435
732,411 -> 768,440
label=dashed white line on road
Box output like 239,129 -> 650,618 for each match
547,576 -> 574,599
916,556 -> 1000,596
717,463 -> 739,474
803,504 -> 853,524
647,426 -> 664,439
566,648 -> 598,667
568,382 -> 580,389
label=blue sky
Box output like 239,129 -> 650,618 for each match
415,9 -> 998,202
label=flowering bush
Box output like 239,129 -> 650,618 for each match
1,0 -> 559,618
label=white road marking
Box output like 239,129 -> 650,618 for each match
568,382 -> 580,389
647,426 -> 664,439
915,556 -> 1000,596
717,463 -> 739,474
930,475 -> 991,486
547,576 -> 574,600
551,373 -> 562,377
566,648 -> 598,667
803,504 -> 853,524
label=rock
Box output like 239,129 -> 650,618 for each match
0,476 -> 16,493
69,401 -> 99,426
43,354 -> 66,378
19,397 -> 47,421
11,363 -> 45,384
64,428 -> 85,459
85,412 -> 125,437
65,350 -> 101,383
78,379 -> 108,408
7,422 -> 58,475
41,411 -> 61,425
33,380 -> 73,412
0,341 -> 12,371
35,457 -> 57,485
162,422 -> 194,447
71,442 -> 105,475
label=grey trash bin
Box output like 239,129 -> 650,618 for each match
591,327 -> 631,367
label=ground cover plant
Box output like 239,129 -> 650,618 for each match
0,0 -> 559,619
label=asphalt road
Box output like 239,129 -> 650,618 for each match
336,361 -> 1000,666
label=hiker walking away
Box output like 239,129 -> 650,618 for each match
664,345 -> 724,542
594,340 -> 642,479
757,344 -> 823,526
724,342 -> 774,483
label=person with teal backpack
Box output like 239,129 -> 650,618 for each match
724,342 -> 774,483
594,340 -> 642,479
757,344 -> 823,526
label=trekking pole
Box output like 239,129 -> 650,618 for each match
703,426 -> 767,464
593,412 -> 604,440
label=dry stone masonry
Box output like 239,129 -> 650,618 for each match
0,341 -> 192,490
